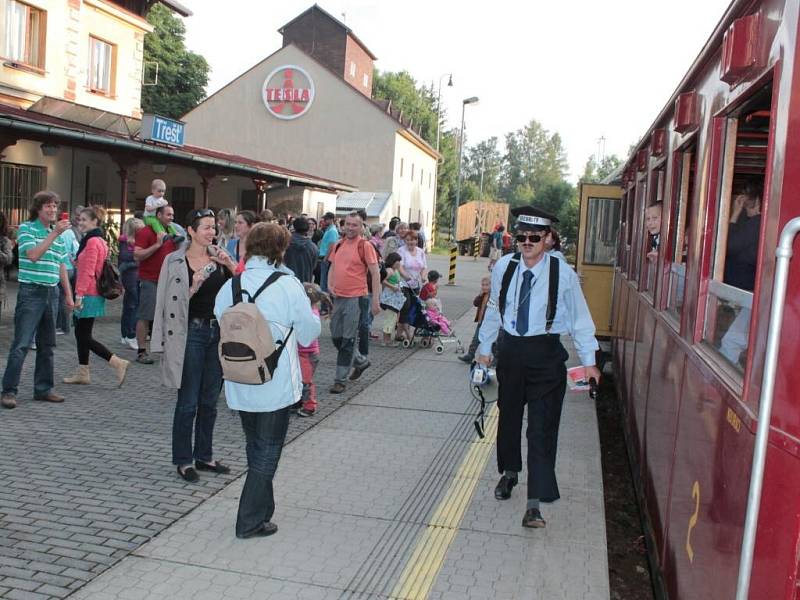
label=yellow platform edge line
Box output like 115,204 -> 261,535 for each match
390,405 -> 499,600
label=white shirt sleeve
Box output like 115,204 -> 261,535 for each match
562,269 -> 599,366
477,258 -> 506,356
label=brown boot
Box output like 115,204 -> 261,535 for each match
63,365 -> 90,385
109,355 -> 129,387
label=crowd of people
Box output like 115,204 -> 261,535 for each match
0,182 -> 460,537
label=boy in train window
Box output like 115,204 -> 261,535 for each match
645,202 -> 662,263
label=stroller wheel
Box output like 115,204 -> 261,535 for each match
420,338 -> 431,348
435,345 -> 444,355
402,339 -> 412,349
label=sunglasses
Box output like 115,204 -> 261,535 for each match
515,233 -> 543,243
190,209 -> 215,220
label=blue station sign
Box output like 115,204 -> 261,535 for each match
140,114 -> 186,147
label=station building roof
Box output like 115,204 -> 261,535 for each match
0,101 -> 356,192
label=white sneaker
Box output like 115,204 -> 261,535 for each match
125,337 -> 138,350
55,329 -> 65,336
120,337 -> 128,345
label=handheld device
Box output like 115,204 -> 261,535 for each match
59,212 -> 69,221
201,262 -> 217,278
207,245 -> 219,258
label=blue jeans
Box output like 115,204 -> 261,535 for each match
120,270 -> 139,339
320,259 -> 331,292
236,407 -> 290,536
2,283 -> 59,397
172,321 -> 223,466
358,295 -> 371,357
56,271 -> 74,333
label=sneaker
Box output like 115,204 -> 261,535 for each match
55,329 -> 66,336
125,337 -> 139,350
29,342 -> 37,350
1,393 -> 16,409
329,382 -> 346,394
297,408 -> 315,417
136,352 -> 155,365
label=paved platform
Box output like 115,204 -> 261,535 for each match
0,255 -> 609,599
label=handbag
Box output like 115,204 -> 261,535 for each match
97,259 -> 124,300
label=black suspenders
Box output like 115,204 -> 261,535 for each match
498,254 -> 560,332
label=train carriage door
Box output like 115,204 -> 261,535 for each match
577,183 -> 622,336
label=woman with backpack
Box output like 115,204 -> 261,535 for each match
63,206 -> 130,387
214,222 -> 320,539
152,208 -> 238,483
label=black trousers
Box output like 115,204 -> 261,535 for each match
496,333 -> 568,502
74,318 -> 112,365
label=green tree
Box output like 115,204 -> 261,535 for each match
533,181 -> 578,245
580,153 -> 623,183
372,70 -> 438,144
141,4 -> 209,119
501,119 -> 568,203
463,137 -> 502,200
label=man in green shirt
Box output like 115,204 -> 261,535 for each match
1,191 -> 74,409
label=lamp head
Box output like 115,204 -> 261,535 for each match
463,96 -> 479,106
447,74 -> 453,87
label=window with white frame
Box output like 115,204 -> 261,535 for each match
4,0 -> 46,69
350,61 -> 356,77
88,36 -> 115,94
362,73 -> 368,88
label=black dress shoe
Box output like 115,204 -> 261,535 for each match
177,466 -> 199,482
236,521 -> 278,539
494,475 -> 517,500
522,507 -> 546,528
195,460 -> 231,474
349,360 -> 371,381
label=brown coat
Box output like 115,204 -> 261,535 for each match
151,247 -> 191,389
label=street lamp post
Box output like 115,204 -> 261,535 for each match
448,95 -> 479,285
432,73 -> 452,248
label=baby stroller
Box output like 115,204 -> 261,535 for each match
401,294 -> 464,355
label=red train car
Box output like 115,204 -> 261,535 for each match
613,1 -> 800,598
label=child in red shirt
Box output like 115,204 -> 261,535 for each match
420,270 -> 440,301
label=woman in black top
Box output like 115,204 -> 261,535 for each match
152,209 -> 237,482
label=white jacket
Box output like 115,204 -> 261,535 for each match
213,257 -> 320,413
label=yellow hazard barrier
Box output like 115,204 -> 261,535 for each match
472,235 -> 480,261
447,245 -> 457,286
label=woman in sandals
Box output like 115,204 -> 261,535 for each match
152,208 -> 238,483
63,206 -> 129,387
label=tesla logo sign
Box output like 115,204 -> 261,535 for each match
262,65 -> 315,120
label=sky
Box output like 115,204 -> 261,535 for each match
181,0 -> 733,182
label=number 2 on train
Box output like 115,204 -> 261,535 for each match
685,481 -> 700,563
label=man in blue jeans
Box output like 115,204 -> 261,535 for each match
317,212 -> 339,292
2,191 -> 74,409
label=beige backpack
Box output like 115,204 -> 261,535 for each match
218,272 -> 293,385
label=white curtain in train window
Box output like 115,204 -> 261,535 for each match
89,38 -> 113,93
584,197 -> 619,265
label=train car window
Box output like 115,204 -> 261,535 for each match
584,197 -> 620,265
666,146 -> 696,321
702,89 -> 770,375
629,178 -> 647,283
642,167 -> 665,293
618,191 -> 629,270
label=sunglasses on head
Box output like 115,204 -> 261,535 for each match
190,209 -> 215,220
515,233 -> 543,243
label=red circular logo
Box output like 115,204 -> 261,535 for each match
262,65 -> 315,120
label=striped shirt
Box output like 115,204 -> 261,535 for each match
16,219 -> 68,286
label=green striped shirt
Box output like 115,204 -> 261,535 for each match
17,219 -> 68,287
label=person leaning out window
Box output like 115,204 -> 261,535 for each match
152,208 -> 238,482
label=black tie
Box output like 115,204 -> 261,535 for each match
516,270 -> 534,335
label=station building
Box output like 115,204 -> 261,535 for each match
181,4 -> 440,232
0,0 -> 351,228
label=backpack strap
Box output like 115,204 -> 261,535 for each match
232,275 -> 244,305
248,271 -> 286,303
545,255 -> 559,332
498,252 -> 521,324
264,325 -> 294,375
